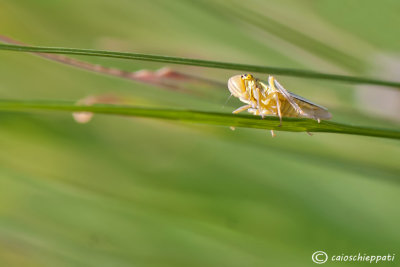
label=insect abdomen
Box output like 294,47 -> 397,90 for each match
279,97 -> 301,118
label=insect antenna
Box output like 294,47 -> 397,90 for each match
221,94 -> 233,109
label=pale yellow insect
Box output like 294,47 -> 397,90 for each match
227,74 -> 331,136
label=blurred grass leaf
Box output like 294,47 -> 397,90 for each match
197,0 -> 365,72
0,100 -> 399,140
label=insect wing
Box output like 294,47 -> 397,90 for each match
288,91 -> 328,110
286,90 -> 332,120
259,78 -> 305,115
272,78 -> 308,115
264,78 -> 331,120
284,88 -> 332,120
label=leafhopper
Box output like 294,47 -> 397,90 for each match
228,74 -> 331,136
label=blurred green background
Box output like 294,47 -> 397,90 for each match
0,0 -> 399,266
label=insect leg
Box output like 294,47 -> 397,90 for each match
268,76 -> 307,116
232,104 -> 251,114
274,93 -> 283,126
231,104 -> 250,131
231,104 -> 251,131
255,87 -> 264,119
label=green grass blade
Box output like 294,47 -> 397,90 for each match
0,100 -> 398,140
1,43 -> 400,89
